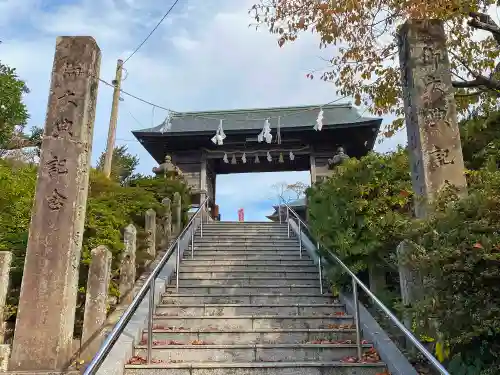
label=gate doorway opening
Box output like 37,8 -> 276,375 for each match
216,170 -> 310,221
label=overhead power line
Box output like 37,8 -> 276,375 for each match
122,0 -> 182,65
98,76 -> 358,126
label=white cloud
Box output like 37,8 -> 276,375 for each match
1,0 -> 403,220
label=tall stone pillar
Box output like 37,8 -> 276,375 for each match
81,246 -> 112,361
145,208 -> 156,260
398,20 -> 466,347
398,19 -> 467,218
172,192 -> 182,236
10,36 -> 100,371
119,224 -> 136,304
161,197 -> 172,248
0,252 -> 12,344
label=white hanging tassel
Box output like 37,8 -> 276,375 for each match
231,154 -> 237,164
279,153 -> 284,163
289,151 -> 295,161
211,119 -> 226,145
160,112 -> 172,133
223,153 -> 228,163
314,107 -> 324,131
242,152 -> 247,163
267,151 -> 272,162
258,119 -> 273,144
254,155 -> 260,163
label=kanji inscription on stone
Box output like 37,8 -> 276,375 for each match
429,145 -> 455,169
57,90 -> 78,107
62,62 -> 84,77
398,20 -> 467,217
46,189 -> 68,210
52,117 -> 74,138
46,155 -> 68,178
9,37 -> 101,372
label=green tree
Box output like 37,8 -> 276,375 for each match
96,145 -> 140,185
307,148 -> 413,285
0,158 -> 192,336
0,61 -> 30,150
304,112 -> 500,372
250,1 -> 500,135
406,169 -> 500,374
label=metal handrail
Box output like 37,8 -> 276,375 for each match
278,198 -> 450,375
83,196 -> 210,374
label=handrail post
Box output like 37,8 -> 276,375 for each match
352,277 -> 363,361
176,241 -> 180,292
286,208 -> 290,238
279,202 -> 282,224
318,243 -> 323,295
191,229 -> 194,259
298,219 -> 302,258
146,278 -> 155,364
200,204 -> 204,238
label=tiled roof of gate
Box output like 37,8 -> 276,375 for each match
132,103 -> 380,135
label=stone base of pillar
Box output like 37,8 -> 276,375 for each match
0,344 -> 10,371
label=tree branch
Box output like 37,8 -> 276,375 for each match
455,90 -> 486,98
452,76 -> 500,91
449,49 -> 500,91
468,12 -> 500,45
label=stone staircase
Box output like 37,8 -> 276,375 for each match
124,222 -> 388,375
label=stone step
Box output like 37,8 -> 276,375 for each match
184,255 -> 308,261
177,271 -> 320,279
161,294 -> 335,305
178,266 -> 319,273
175,278 -> 320,287
195,234 -> 292,239
194,236 -> 295,240
155,303 -> 343,317
200,226 -> 287,231
197,232 -> 291,237
180,260 -> 314,266
133,343 -> 372,363
197,229 -> 288,234
165,285 -> 321,295
203,222 -> 285,226
124,362 -> 387,375
151,315 -> 353,330
192,243 -> 299,248
191,245 -> 300,250
190,248 -> 301,253
185,255 -> 307,262
140,328 -> 356,345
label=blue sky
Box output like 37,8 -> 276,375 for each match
0,0 -> 405,221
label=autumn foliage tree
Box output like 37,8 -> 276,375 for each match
250,0 -> 500,134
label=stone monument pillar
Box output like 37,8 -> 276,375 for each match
398,19 -> 467,218
119,224 -> 136,304
397,20 -> 467,347
161,197 -> 172,248
9,36 -> 100,371
145,208 -> 156,261
81,246 -> 112,361
172,192 -> 182,236
0,252 -> 12,345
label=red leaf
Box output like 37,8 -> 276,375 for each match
341,356 -> 358,363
